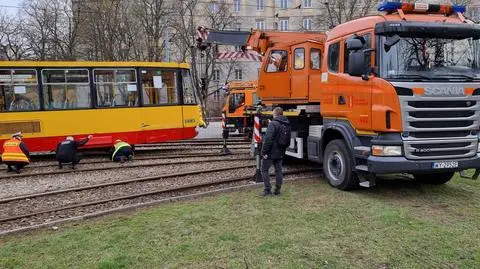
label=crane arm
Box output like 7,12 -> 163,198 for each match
197,27 -> 325,55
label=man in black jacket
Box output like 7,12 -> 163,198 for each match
56,135 -> 92,169
260,107 -> 291,196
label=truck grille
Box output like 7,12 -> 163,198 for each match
400,96 -> 480,160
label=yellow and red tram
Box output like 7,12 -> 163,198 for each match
0,61 -> 204,153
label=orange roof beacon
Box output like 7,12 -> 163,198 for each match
201,1 -> 480,190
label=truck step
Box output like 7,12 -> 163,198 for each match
359,181 -> 373,188
355,165 -> 368,172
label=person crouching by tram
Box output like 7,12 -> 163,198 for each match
111,140 -> 133,163
2,132 -> 30,174
55,135 -> 92,169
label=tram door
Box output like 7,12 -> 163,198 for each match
181,69 -> 200,139
139,68 -> 184,142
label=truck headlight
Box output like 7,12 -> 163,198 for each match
372,145 -> 402,157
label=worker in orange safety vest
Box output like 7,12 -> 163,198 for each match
2,132 -> 30,174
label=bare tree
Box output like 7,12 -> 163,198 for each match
171,0 -> 238,117
22,0 -> 79,60
0,13 -> 30,60
75,0 -> 141,61
319,0 -> 376,29
133,0 -> 173,61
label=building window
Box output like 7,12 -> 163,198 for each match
303,18 -> 312,30
0,69 -> 39,112
141,69 -> 178,105
256,20 -> 265,30
233,0 -> 240,12
327,42 -> 340,73
212,69 -> 220,81
303,0 -> 312,8
94,69 -> 138,107
234,69 -> 243,80
211,1 -> 219,12
42,69 -> 91,110
280,0 -> 288,9
256,0 -> 264,11
279,19 -> 289,31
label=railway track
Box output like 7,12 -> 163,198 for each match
0,155 -> 253,180
0,166 -> 320,235
1,152 -> 250,171
25,143 -> 251,161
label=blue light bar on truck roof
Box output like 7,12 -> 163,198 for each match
377,1 -> 466,15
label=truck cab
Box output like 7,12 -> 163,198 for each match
223,81 -> 258,136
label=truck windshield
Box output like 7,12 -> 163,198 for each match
379,36 -> 480,81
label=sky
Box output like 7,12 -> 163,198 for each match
0,0 -> 22,15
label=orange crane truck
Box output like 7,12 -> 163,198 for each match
223,81 -> 258,137
199,1 -> 480,189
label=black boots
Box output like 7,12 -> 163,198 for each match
259,190 -> 272,196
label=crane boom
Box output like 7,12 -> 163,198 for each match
198,28 -> 325,55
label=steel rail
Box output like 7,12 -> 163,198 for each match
0,157 -> 253,180
0,168 -> 319,223
1,152 -> 250,171
140,142 -> 249,146
0,164 -> 256,204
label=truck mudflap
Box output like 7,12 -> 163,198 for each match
367,154 -> 480,176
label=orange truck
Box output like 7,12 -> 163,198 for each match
223,81 -> 258,137
200,2 -> 480,189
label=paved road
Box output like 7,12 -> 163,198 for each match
195,121 -> 242,139
195,122 -> 222,139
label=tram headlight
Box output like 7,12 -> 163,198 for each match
372,145 -> 402,157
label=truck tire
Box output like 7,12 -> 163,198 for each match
323,139 -> 358,190
413,172 -> 454,185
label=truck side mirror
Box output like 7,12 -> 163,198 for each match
346,39 -> 363,51
346,38 -> 368,77
348,51 -> 367,77
384,34 -> 400,52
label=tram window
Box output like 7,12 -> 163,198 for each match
94,69 -> 138,107
182,69 -> 197,104
141,69 -> 178,105
42,69 -> 91,110
0,69 -> 40,112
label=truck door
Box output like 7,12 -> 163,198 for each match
290,46 -> 308,101
336,33 -> 373,131
258,48 -> 290,101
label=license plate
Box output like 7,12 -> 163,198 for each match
432,161 -> 459,169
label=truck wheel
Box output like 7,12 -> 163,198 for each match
413,172 -> 454,185
323,139 -> 357,190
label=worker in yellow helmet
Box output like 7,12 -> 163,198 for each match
112,139 -> 133,163
2,132 -> 30,174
